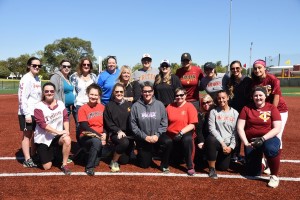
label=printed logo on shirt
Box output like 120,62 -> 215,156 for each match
140,74 -> 156,82
182,74 -> 196,84
207,81 -> 221,88
181,111 -> 186,116
259,111 -> 271,122
141,112 -> 156,119
45,111 -> 62,123
216,115 -> 235,122
87,111 -> 103,120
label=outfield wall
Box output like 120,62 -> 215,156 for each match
279,78 -> 300,87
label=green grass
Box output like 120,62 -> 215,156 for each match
281,87 -> 300,96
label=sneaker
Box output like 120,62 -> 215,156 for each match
208,167 -> 218,179
187,168 -> 195,176
262,158 -> 271,175
67,158 -> 73,164
162,167 -> 170,174
268,175 -> 279,188
231,154 -> 238,163
61,165 -> 71,175
85,168 -> 95,176
23,158 -> 37,168
110,161 -> 120,172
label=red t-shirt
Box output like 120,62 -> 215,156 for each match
252,73 -> 288,112
78,103 -> 105,134
166,102 -> 198,137
238,102 -> 281,140
176,66 -> 203,102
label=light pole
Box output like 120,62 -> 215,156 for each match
249,42 -> 253,75
227,0 -> 232,72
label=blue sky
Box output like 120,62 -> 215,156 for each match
0,0 -> 299,68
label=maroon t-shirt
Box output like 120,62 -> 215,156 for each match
252,73 -> 288,112
176,66 -> 203,102
239,102 -> 281,140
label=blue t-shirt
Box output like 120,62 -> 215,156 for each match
63,79 -> 75,106
97,69 -> 120,105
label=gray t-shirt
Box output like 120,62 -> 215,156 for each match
132,67 -> 159,85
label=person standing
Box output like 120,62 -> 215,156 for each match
18,57 -> 42,168
70,57 -> 97,143
132,53 -> 159,85
97,56 -> 120,105
50,59 -> 76,120
237,86 -> 282,188
154,59 -> 182,107
176,53 -> 203,110
34,82 -> 72,175
130,81 -> 169,169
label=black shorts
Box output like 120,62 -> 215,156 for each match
36,136 -> 61,165
18,115 -> 36,131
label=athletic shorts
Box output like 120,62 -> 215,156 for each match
36,136 -> 61,165
18,115 -> 36,131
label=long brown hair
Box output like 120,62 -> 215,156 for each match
227,60 -> 242,99
76,57 -> 93,75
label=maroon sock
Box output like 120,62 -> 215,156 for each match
266,151 -> 281,176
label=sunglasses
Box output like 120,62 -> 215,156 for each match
204,68 -> 213,71
62,65 -> 71,69
142,58 -> 152,62
82,63 -> 91,67
115,90 -> 124,94
202,101 -> 212,105
31,64 -> 43,68
230,67 -> 240,71
175,94 -> 185,97
44,90 -> 55,94
142,90 -> 153,94
161,65 -> 170,68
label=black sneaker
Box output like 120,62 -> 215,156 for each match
23,158 -> 37,168
85,168 -> 95,176
208,167 -> 218,179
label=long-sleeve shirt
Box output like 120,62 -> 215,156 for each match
130,98 -> 167,140
18,72 -> 42,118
208,107 -> 238,149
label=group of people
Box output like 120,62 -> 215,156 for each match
17,53 -> 288,188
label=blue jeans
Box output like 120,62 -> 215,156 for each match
244,136 -> 280,176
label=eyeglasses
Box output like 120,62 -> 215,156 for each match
142,90 -> 153,94
175,94 -> 185,97
230,67 -> 240,71
44,90 -> 55,94
181,59 -> 190,63
31,64 -> 43,68
115,90 -> 124,94
202,101 -> 212,105
82,63 -> 91,67
62,65 -> 71,68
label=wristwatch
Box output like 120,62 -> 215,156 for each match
179,131 -> 184,137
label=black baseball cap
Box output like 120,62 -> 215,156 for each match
204,62 -> 216,69
181,53 -> 192,61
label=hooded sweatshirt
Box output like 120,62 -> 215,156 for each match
50,70 -> 65,102
130,97 -> 167,140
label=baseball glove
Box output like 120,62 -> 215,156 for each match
250,137 -> 265,149
82,131 -> 101,140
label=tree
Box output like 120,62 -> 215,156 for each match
7,54 -> 31,78
132,63 -> 143,72
43,37 -> 96,73
170,63 -> 180,74
0,61 -> 11,78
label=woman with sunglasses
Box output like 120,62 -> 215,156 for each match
18,57 -> 42,168
130,81 -> 169,169
97,56 -> 120,105
199,62 -> 230,102
70,57 -> 97,144
77,83 -> 106,176
50,59 -> 76,120
194,94 -> 214,167
154,59 -> 182,107
34,82 -> 72,175
206,90 -> 238,179
104,83 -> 134,172
117,65 -> 141,103
251,59 -> 288,151
165,87 -> 198,175
227,60 -> 252,163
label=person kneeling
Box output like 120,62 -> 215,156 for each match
34,82 -> 72,175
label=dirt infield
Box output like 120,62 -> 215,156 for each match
0,95 -> 299,199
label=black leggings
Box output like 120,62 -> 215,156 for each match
111,135 -> 134,164
205,134 -> 231,171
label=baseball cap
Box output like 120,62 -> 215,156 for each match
141,53 -> 152,61
204,62 -> 216,69
181,53 -> 192,61
160,59 -> 170,67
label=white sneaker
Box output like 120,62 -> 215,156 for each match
262,158 -> 271,175
268,175 -> 279,188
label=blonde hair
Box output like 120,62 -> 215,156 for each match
154,69 -> 171,85
200,94 -> 214,113
117,65 -> 132,86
